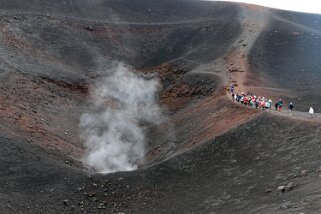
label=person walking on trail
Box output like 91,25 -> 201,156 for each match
265,99 -> 272,110
236,93 -> 240,102
267,99 -> 272,110
255,97 -> 259,109
230,85 -> 234,94
275,102 -> 279,111
309,107 -> 314,118
277,99 -> 283,111
289,102 -> 294,115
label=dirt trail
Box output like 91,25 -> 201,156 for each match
269,108 -> 321,122
223,6 -> 321,123
191,5 -> 269,91
221,5 -> 270,92
172,5 -> 270,152
227,95 -> 321,122
191,5 -> 321,124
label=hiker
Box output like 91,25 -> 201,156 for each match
289,102 -> 294,115
230,85 -> 234,94
236,94 -> 240,102
265,99 -> 272,110
260,98 -> 266,110
268,99 -> 272,110
229,90 -> 318,118
249,99 -> 254,107
309,107 -> 314,118
243,95 -> 248,106
255,98 -> 259,109
278,99 -> 283,111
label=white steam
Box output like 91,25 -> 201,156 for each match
80,63 -> 162,173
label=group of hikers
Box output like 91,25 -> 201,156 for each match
229,85 -> 315,117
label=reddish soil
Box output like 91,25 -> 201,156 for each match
0,71 -> 86,164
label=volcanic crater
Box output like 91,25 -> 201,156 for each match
1,0 -> 321,213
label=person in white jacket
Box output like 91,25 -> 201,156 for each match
309,107 -> 314,118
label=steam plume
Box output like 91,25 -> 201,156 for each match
80,63 -> 162,173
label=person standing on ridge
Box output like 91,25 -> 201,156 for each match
289,102 -> 294,115
309,107 -> 314,118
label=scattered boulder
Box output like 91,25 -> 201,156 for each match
277,182 -> 296,193
229,68 -> 238,72
301,170 -> 307,176
97,203 -> 106,209
280,203 -> 291,210
76,187 -> 85,192
277,185 -> 286,193
265,188 -> 273,193
85,26 -> 94,31
84,192 -> 96,197
285,182 -> 295,191
63,199 -> 69,206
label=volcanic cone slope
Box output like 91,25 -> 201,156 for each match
1,0 -> 321,213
